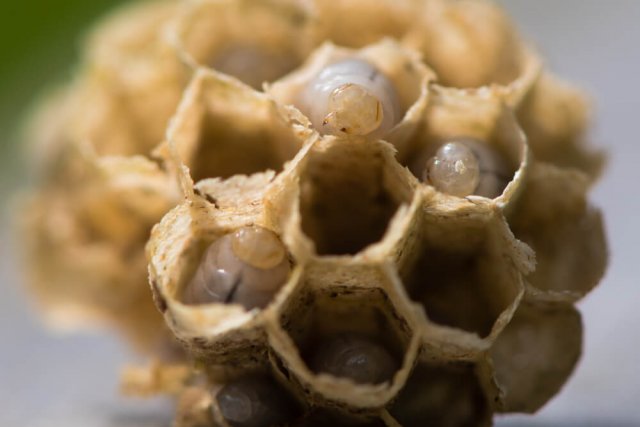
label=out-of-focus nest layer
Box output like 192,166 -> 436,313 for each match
20,0 -> 607,425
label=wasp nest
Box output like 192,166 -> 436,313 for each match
21,0 -> 607,425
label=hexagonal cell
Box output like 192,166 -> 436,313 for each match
490,301 -> 582,413
83,0 -> 179,69
173,364 -> 305,427
281,289 -> 405,385
404,0 -> 532,89
267,39 -> 434,152
295,138 -> 416,256
160,69 -> 313,184
508,163 -> 607,302
516,73 -> 605,179
210,371 -> 304,427
21,154 -> 176,353
405,87 -> 529,204
147,172 -> 301,365
172,0 -> 314,89
180,225 -> 292,311
69,0 -> 188,157
267,262 -> 419,409
389,361 -> 492,427
397,195 -> 530,344
311,0 -> 419,49
177,374 -> 389,427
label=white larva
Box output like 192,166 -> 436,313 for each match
297,58 -> 401,138
216,375 -> 298,427
424,138 -> 511,199
310,334 -> 398,385
182,226 -> 290,309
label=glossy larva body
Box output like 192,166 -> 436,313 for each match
182,226 -> 290,309
216,375 -> 298,427
424,138 -> 511,199
298,59 -> 401,139
310,334 -> 398,385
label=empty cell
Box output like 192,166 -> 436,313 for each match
298,140 -> 413,255
390,362 -> 490,427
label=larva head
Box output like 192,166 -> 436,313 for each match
231,226 -> 287,270
182,226 -> 290,310
299,59 -> 401,138
424,138 -> 510,199
424,141 -> 481,197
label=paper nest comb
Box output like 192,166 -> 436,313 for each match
20,0 -> 608,425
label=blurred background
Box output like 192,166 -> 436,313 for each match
0,0 -> 124,195
1,0 -> 639,426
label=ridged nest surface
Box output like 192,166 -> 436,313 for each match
20,0 -> 607,426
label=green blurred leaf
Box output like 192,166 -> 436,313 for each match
0,0 -> 129,192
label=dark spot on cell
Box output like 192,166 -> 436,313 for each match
206,194 -> 220,208
151,280 -> 167,313
404,61 -> 414,73
192,188 -> 220,208
193,337 -> 207,346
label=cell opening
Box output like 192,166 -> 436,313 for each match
177,0 -> 310,89
412,137 -> 517,199
508,163 -> 607,299
210,45 -> 301,90
416,0 -> 526,90
390,362 -> 490,427
403,95 -> 526,201
178,227 -> 293,311
299,142 -> 412,255
490,303 -> 582,413
280,287 -> 408,386
212,372 -> 303,427
268,39 -> 432,151
190,113 -> 301,183
402,223 -> 520,338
